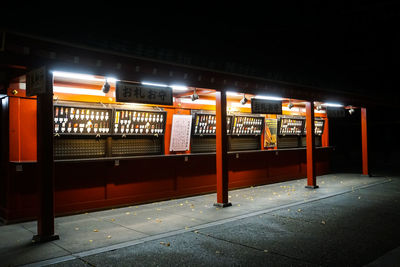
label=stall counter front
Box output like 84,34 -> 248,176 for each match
2,147 -> 332,222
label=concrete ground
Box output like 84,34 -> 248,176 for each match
1,173 -> 399,266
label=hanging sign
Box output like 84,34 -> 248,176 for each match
251,98 -> 282,114
26,66 -> 47,96
326,107 -> 346,118
169,115 -> 192,152
116,81 -> 173,105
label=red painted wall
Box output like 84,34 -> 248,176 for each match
9,97 -> 37,161
4,148 -> 331,222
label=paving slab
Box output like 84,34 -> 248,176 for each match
99,211 -> 209,235
81,231 -> 316,267
48,258 -> 89,267
0,224 -> 68,266
0,173 -> 395,266
365,246 -> 400,267
0,236 -> 68,266
199,183 -> 400,266
53,217 -> 149,253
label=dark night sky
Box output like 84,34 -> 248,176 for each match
2,2 -> 400,101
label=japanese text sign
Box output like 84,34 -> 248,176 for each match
251,98 -> 282,114
327,107 -> 345,118
116,82 -> 173,105
169,115 -> 192,152
26,66 -> 47,96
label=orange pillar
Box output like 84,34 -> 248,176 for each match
214,90 -> 231,207
361,107 -> 369,176
305,101 -> 318,188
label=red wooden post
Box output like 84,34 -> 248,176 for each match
214,90 -> 231,207
361,107 -> 369,176
305,101 -> 318,189
322,117 -> 329,147
33,70 -> 59,243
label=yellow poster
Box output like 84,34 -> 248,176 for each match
264,119 -> 277,148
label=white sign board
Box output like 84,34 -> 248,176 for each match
169,115 -> 192,152
26,66 -> 47,96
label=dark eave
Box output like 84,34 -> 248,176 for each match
0,31 -> 389,108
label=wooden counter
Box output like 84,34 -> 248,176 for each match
3,147 -> 333,223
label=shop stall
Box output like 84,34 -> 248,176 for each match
1,72 -> 332,222
0,33 -> 373,246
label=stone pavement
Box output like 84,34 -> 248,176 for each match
0,173 -> 399,266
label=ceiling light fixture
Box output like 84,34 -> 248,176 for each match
191,88 -> 199,101
288,99 -> 294,109
240,93 -> 248,105
102,79 -> 110,93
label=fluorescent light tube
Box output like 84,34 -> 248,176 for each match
179,98 -> 216,105
142,82 -> 188,91
141,82 -> 168,87
322,103 -> 343,107
230,102 -> 251,108
226,91 -> 241,96
170,85 -> 188,91
254,95 -> 283,101
52,71 -> 118,83
53,86 -> 106,96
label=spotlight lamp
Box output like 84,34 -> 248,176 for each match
191,88 -> 199,101
316,105 -> 322,111
102,79 -> 110,93
288,100 -> 294,109
349,106 -> 354,115
240,93 -> 248,105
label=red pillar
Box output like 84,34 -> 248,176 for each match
33,70 -> 59,242
305,101 -> 318,189
214,90 -> 231,207
361,107 -> 369,176
322,117 -> 329,147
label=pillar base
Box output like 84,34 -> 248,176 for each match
32,234 -> 59,244
305,185 -> 319,189
214,202 -> 232,208
361,174 -> 371,177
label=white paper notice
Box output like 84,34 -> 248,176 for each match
169,115 -> 192,152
